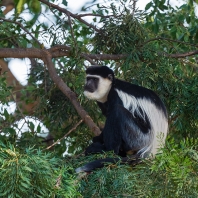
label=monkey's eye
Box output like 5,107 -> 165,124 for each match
86,77 -> 98,82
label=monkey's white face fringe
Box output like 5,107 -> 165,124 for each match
84,75 -> 112,103
116,89 -> 168,157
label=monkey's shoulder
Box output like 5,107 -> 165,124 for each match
113,79 -> 167,115
114,79 -> 155,97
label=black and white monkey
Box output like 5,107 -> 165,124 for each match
75,66 -> 168,173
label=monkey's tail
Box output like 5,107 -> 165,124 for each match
75,156 -> 140,173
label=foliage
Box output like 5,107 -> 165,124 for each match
1,0 -> 197,151
0,0 -> 198,197
0,139 -> 197,197
94,14 -> 145,54
14,0 -> 41,14
0,141 -> 79,198
77,138 -> 198,197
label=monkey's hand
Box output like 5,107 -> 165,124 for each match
92,134 -> 103,144
85,142 -> 105,156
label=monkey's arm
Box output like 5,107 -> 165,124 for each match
86,105 -> 123,155
101,105 -> 124,154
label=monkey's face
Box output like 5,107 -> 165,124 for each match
84,75 -> 112,103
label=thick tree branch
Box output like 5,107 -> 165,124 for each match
0,47 -> 127,60
0,48 -> 70,59
1,46 -> 198,61
42,50 -> 101,135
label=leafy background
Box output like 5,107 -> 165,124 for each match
0,0 -> 198,197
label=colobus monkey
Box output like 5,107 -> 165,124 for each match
75,66 -> 168,173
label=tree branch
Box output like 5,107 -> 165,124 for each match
0,47 -> 127,60
77,13 -> 114,18
44,120 -> 83,150
81,53 -> 127,60
67,12 -> 78,51
132,0 -> 137,16
0,47 -> 70,59
81,54 -> 99,65
0,18 -> 41,46
42,50 -> 101,135
167,50 -> 198,58
142,37 -> 198,48
39,0 -> 100,33
1,46 -> 198,61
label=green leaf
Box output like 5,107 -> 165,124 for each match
186,16 -> 191,24
3,109 -> 9,120
28,121 -> 35,132
16,0 -> 26,14
36,124 -> 41,133
28,0 -> 41,13
4,127 -> 16,135
62,0 -> 68,6
184,34 -> 189,42
145,2 -> 153,10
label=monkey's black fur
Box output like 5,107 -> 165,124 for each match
75,66 -> 168,173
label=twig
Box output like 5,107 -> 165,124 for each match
81,53 -> 128,60
67,12 -> 78,53
0,17 -> 41,46
179,58 -> 198,72
81,54 -> 99,65
55,175 -> 62,189
132,0 -> 137,16
77,13 -> 114,18
44,120 -> 83,150
39,0 -> 100,32
167,50 -> 198,58
142,37 -> 198,48
10,91 -> 26,121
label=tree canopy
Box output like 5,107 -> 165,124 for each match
0,0 -> 198,197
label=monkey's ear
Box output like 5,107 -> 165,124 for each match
108,74 -> 113,81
